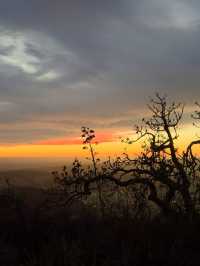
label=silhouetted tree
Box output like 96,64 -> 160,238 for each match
53,94 -> 200,219
81,127 -> 105,216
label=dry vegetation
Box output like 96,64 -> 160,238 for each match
1,94 -> 200,266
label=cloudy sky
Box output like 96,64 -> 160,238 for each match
0,0 -> 200,158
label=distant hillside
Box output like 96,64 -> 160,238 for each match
0,169 -> 54,188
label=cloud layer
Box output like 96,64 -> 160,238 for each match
0,0 -> 200,144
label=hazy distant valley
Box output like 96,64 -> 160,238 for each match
0,169 -> 54,188
0,158 -> 74,188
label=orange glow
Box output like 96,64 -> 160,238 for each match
0,125 -> 199,159
36,131 -> 116,145
0,141 -> 136,158
37,138 -> 82,145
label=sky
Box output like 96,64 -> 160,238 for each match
0,0 -> 200,160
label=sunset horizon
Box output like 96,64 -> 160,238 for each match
1,1 -> 200,265
0,0 -> 200,164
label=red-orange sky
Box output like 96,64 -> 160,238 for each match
0,122 -> 199,160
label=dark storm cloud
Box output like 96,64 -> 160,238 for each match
0,0 -> 200,143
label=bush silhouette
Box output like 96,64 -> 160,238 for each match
2,93 -> 200,266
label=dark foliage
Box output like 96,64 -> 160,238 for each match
1,94 -> 200,266
53,94 -> 200,219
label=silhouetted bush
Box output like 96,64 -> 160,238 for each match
53,94 -> 200,220
1,94 -> 200,265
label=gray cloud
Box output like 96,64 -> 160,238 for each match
0,0 -> 200,143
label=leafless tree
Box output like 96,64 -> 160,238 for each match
53,94 -> 200,219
